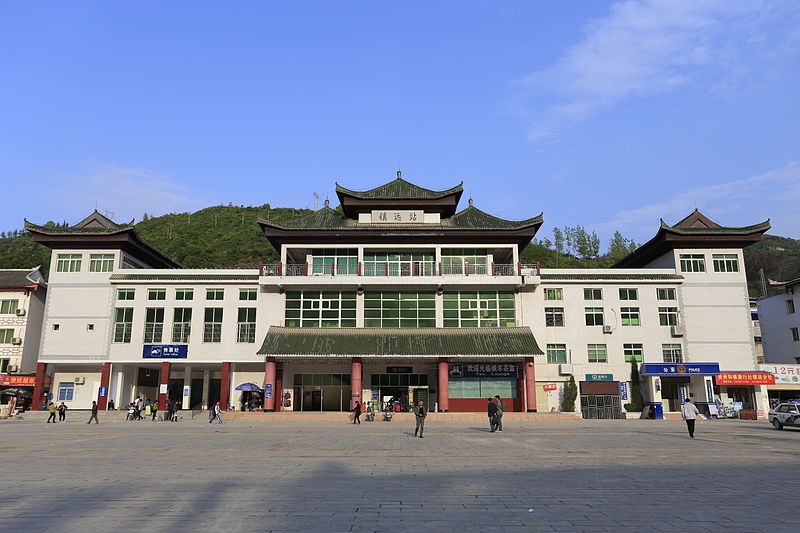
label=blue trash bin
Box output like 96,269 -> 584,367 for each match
649,402 -> 664,420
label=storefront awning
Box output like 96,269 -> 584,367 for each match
257,326 -> 544,358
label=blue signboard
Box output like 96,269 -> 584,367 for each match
585,373 -> 614,382
142,345 -> 188,359
264,383 -> 273,400
679,386 -> 686,405
98,386 -> 107,398
640,363 -> 720,376
619,382 -> 628,400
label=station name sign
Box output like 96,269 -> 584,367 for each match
448,363 -> 517,378
371,210 -> 424,224
143,345 -> 188,359
640,363 -> 720,376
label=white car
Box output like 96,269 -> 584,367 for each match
768,403 -> 800,430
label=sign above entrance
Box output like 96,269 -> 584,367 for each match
759,364 -> 800,384
371,210 -> 424,224
640,363 -> 720,376
142,345 -> 188,359
386,366 -> 413,374
0,374 -> 37,387
585,374 -> 613,382
543,383 -> 557,391
715,372 -> 775,386
448,363 -> 517,378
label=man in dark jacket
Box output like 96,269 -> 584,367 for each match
487,398 -> 498,432
413,400 -> 426,438
87,401 -> 99,424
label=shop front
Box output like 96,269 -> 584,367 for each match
0,373 -> 49,414
579,374 -> 624,419
447,362 -> 522,412
714,371 -> 774,413
640,363 -> 720,417
760,364 -> 800,408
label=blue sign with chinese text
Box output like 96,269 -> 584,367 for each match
619,382 -> 628,400
142,345 -> 188,359
585,374 -> 614,382
265,383 -> 273,400
98,386 -> 107,398
640,363 -> 720,376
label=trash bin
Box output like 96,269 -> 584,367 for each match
649,402 -> 664,419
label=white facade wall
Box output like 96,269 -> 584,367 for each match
758,284 -> 800,364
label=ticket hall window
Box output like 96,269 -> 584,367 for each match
56,253 -> 82,273
89,253 -> 115,272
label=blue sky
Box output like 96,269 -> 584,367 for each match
2,1 -> 799,246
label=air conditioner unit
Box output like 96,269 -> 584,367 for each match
11,337 -> 22,345
7,365 -> 19,373
559,364 -> 573,375
74,377 -> 85,385
671,325 -> 686,336
602,325 -> 613,334
15,309 -> 26,316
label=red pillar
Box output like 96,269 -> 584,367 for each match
516,363 -> 526,412
32,362 -> 47,410
97,362 -> 111,410
219,362 -> 230,411
350,358 -> 362,409
158,361 -> 170,411
263,357 -> 277,411
438,358 -> 449,412
275,365 -> 283,411
524,356 -> 537,412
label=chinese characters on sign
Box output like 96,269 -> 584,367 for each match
386,366 -> 413,374
0,375 -> 36,386
543,383 -> 557,391
715,372 -> 775,385
371,210 -> 424,224
142,345 -> 189,359
448,363 -> 517,378
640,363 -> 720,376
759,364 -> 800,384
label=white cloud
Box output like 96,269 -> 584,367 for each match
519,0 -> 798,141
599,162 -> 800,240
57,164 -> 207,223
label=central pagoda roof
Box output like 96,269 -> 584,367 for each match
335,172 -> 464,217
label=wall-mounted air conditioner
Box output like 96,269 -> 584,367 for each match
11,337 -> 22,345
602,325 -> 613,334
7,365 -> 19,373
74,377 -> 85,385
671,325 -> 686,336
559,364 -> 573,375
15,309 -> 26,316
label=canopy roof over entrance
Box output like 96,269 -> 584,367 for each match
257,326 -> 544,358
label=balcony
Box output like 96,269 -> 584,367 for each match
259,261 -> 540,287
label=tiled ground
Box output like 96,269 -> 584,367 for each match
1,415 -> 797,532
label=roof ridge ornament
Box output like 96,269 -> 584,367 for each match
397,170 -> 401,179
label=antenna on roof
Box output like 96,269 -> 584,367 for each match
104,210 -> 114,220
312,192 -> 320,210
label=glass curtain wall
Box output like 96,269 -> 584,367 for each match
363,252 -> 435,276
441,249 -> 488,275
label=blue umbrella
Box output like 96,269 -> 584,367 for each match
235,382 -> 262,392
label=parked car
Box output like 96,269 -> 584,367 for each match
768,403 -> 800,430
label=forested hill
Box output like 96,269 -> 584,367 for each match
0,205 -> 797,298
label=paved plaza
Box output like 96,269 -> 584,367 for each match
0,415 -> 798,532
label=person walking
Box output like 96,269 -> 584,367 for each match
151,401 -> 159,421
681,398 -> 700,438
87,401 -> 99,424
413,400 -> 427,438
57,402 -> 68,423
352,401 -> 362,424
209,401 -> 223,424
487,397 -> 498,432
494,395 -> 505,432
46,402 -> 56,423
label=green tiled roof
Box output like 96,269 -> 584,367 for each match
110,273 -> 258,282
257,326 -> 543,357
541,273 -> 683,281
260,206 -> 542,231
336,177 -> 463,200
24,222 -> 133,234
661,209 -> 770,235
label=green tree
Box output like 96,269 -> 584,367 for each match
607,231 -> 638,262
561,375 -> 578,412
624,361 -> 644,412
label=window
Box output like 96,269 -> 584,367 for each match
443,291 -> 515,328
56,253 -> 82,272
172,308 -> 192,343
547,344 -> 567,364
584,288 -> 602,300
712,253 -> 739,273
0,329 -> 13,344
657,288 -> 676,300
662,344 -> 683,363
113,308 -> 133,343
619,288 -> 638,300
176,289 -> 193,301
117,289 -> 135,301
87,324 -> 94,331
206,289 -> 224,300
147,289 -> 166,301
89,253 -> 115,272
584,307 -> 604,326
440,249 -> 488,275
545,307 -> 564,327
0,300 -> 19,314
792,327 -> 800,342
679,254 -> 705,273
285,291 -> 357,328
239,288 -> 257,301
623,343 -> 643,363
52,324 -> 60,331
203,308 -> 223,343
57,382 -> 74,401
366,291 -> 436,328
659,307 -> 679,326
143,308 -> 164,343
313,249 -> 359,275
448,377 -> 516,399
621,307 -> 640,326
787,300 -> 796,314
0,359 -> 9,373
545,288 -> 563,301
363,251 -> 435,277
588,344 -> 607,363
237,308 -> 256,343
